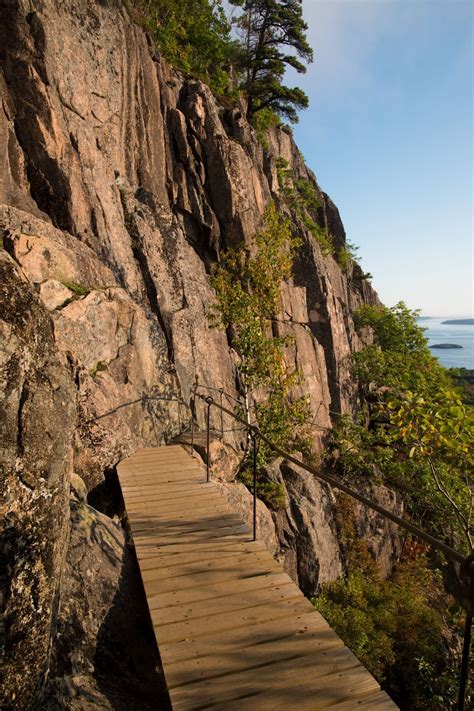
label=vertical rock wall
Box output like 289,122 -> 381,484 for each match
0,254 -> 76,708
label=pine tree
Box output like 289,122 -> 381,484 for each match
230,0 -> 313,122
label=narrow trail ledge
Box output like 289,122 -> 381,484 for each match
117,445 -> 398,710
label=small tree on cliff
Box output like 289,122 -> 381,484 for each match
230,0 -> 313,122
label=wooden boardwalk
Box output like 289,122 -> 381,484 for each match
117,445 -> 398,710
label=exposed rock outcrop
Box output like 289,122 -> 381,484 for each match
0,2 -> 396,709
0,253 -> 75,710
43,482 -> 169,711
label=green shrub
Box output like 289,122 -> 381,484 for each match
332,302 -> 473,553
90,361 -> 108,378
314,560 -> 445,707
125,0 -> 239,97
61,280 -> 90,297
238,468 -> 286,510
275,160 -> 333,256
209,201 -> 312,470
252,108 -> 281,149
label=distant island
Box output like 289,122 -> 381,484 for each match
430,343 -> 463,349
441,318 -> 474,325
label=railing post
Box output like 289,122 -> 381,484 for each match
190,376 -> 199,456
206,396 -> 213,483
190,407 -> 194,456
458,554 -> 474,711
251,430 -> 258,541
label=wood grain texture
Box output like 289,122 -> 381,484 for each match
118,446 -> 398,710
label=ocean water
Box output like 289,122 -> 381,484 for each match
418,318 -> 474,370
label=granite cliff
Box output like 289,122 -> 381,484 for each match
0,2 -> 400,709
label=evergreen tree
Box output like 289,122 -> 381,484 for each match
230,0 -> 313,122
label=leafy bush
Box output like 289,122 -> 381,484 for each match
355,301 -> 428,354
125,0 -> 239,96
314,560 -> 446,708
332,301 -> 473,553
335,241 -> 358,272
209,201 -> 312,487
275,159 -> 334,256
61,280 -> 90,297
252,108 -> 281,148
238,468 -> 286,510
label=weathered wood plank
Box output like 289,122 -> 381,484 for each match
133,522 -> 250,546
136,540 -> 269,567
328,690 -> 399,709
122,483 -> 214,501
129,514 -> 244,537
132,533 -> 252,559
125,497 -> 229,513
200,672 -> 386,711
153,594 -> 314,645
164,623 -> 344,689
140,553 -> 283,592
169,646 -> 374,709
152,579 -> 298,626
157,610 -> 330,665
148,570 -> 290,609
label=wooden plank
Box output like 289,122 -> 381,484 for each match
122,473 -> 203,488
153,594 -> 314,645
152,579 -> 298,626
164,625 -> 344,689
121,458 -> 194,470
201,670 -> 383,711
121,470 -> 202,482
157,610 -> 330,665
127,446 -> 188,456
121,479 -> 204,494
121,483 -> 214,501
169,646 -> 372,709
129,513 -> 244,536
140,552 -> 283,590
122,487 -> 215,504
133,522 -> 250,546
148,570 -> 291,609
122,464 -> 202,476
125,505 -> 231,522
133,533 -> 252,559
136,540 -> 269,567
330,690 -> 399,709
124,451 -> 193,469
125,499 -> 230,518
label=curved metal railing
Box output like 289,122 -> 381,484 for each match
82,379 -> 472,708
191,389 -> 473,711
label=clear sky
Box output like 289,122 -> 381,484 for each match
286,0 -> 473,317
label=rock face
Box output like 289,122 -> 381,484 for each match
43,483 -> 169,711
0,253 -> 76,710
0,2 -> 396,709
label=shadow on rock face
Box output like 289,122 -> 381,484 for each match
43,491 -> 171,711
87,467 -> 126,520
93,545 -> 172,711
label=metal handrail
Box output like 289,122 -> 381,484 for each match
84,394 -> 190,424
193,390 -> 473,711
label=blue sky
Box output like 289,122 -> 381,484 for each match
285,0 -> 473,317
